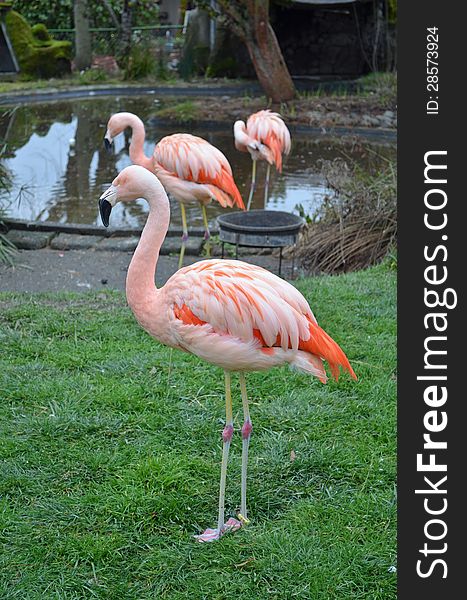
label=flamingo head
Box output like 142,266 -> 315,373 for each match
99,165 -> 161,227
104,112 -> 137,152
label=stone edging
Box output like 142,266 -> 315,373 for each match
2,217 -> 215,238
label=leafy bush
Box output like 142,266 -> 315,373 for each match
78,67 -> 107,84
12,0 -> 160,31
123,44 -> 155,80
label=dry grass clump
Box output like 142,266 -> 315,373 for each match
295,151 -> 396,273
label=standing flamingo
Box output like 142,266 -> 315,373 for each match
234,110 -> 291,210
98,165 -> 356,542
104,112 -> 245,267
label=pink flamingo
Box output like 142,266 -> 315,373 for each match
234,110 -> 291,210
104,112 -> 245,267
99,165 -> 356,542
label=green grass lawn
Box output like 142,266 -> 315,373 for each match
0,263 -> 396,599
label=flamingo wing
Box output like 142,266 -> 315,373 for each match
247,110 -> 291,172
154,134 -> 245,209
165,260 -> 355,381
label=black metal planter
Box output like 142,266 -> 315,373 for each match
217,210 -> 305,278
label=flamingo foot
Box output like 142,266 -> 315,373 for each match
195,517 -> 242,543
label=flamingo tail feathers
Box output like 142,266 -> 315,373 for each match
300,320 -> 357,382
264,134 -> 283,172
210,169 -> 245,209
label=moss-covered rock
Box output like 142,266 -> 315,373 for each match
5,10 -> 71,78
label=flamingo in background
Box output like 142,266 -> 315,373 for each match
234,110 -> 291,210
104,112 -> 245,267
98,165 -> 357,542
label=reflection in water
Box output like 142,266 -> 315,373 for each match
0,97 -> 395,228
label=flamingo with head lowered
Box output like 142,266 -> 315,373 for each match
234,109 -> 291,210
104,112 -> 245,268
98,165 -> 356,542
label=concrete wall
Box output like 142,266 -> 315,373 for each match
158,0 -> 181,26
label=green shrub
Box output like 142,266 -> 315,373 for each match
78,68 -> 107,84
124,44 -> 155,80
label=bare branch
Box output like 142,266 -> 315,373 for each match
100,0 -> 121,30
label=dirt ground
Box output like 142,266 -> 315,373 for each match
160,93 -> 397,130
0,248 -> 296,294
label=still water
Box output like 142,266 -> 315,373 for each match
0,97 -> 395,228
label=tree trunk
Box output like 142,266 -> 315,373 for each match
217,0 -> 296,103
245,21 -> 295,103
73,0 -> 92,71
119,0 -> 133,66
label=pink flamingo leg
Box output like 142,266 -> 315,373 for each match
200,203 -> 211,258
179,203 -> 189,269
264,164 -> 271,208
246,160 -> 257,211
196,371 -> 241,542
239,372 -> 252,522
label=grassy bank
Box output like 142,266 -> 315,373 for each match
0,263 -> 396,599
0,73 -> 396,129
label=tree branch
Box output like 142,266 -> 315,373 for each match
100,0 -> 121,30
216,0 -> 249,40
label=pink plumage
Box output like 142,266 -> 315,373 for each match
104,112 -> 244,266
153,133 -> 244,209
234,109 -> 291,172
99,165 -> 356,542
167,260 -> 355,382
105,113 -> 244,210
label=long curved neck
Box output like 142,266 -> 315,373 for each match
126,114 -> 154,171
126,186 -> 170,309
234,121 -> 247,143
234,121 -> 252,152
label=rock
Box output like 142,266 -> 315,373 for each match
160,236 -> 203,256
50,234 -> 103,250
361,114 -> 381,127
5,230 -> 54,250
378,111 -> 396,127
91,55 -> 120,76
95,237 -> 139,252
306,110 -> 325,125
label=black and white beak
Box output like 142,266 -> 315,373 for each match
103,131 -> 113,153
99,185 -> 117,227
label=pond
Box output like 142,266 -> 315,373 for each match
0,96 -> 395,229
